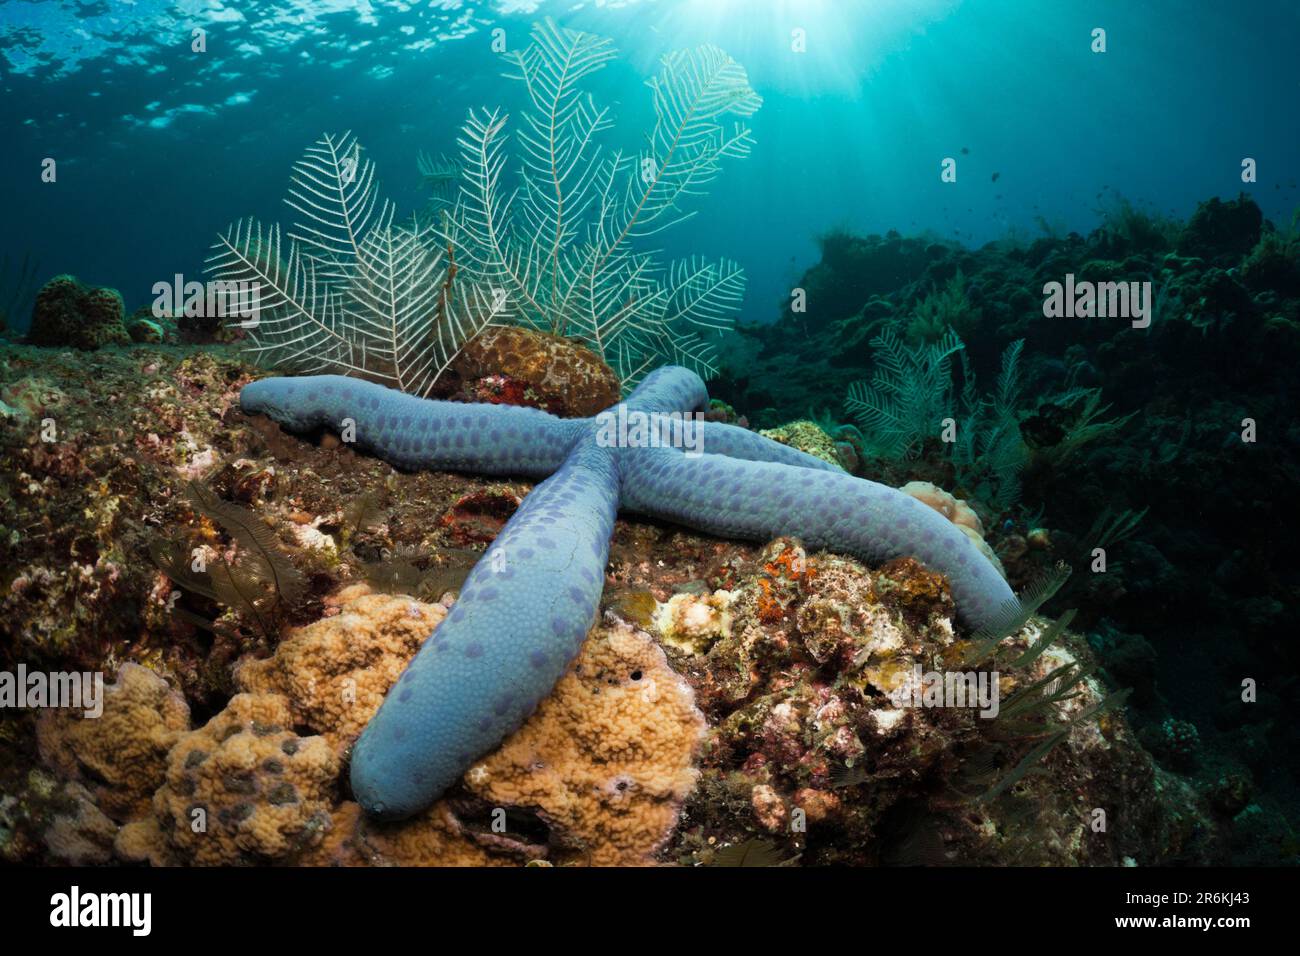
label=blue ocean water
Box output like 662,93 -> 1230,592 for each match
3,0 -> 1297,326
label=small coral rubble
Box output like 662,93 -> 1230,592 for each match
117,692 -> 337,866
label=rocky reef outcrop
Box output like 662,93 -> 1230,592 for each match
0,306 -> 1277,865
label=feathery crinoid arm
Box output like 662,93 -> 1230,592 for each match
448,20 -> 760,388
211,133 -> 489,399
619,448 -> 1017,631
350,442 -> 620,819
240,375 -> 581,478
207,217 -> 353,375
285,130 -> 392,281
345,215 -> 502,398
508,19 -> 615,329
446,108 -> 539,320
448,20 -> 616,336
417,150 -> 461,211
658,256 -> 747,384
612,44 -> 762,243
579,43 -> 759,386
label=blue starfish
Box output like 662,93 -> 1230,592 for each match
240,366 -> 1018,820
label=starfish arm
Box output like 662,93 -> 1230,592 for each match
612,367 -> 838,471
619,448 -> 1019,630
240,375 -> 582,477
697,421 -> 845,472
619,365 -> 710,414
350,439 -> 620,819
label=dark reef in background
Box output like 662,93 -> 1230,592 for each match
712,194 -> 1300,865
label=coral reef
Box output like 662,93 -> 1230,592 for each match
116,693 -> 337,866
0,346 -> 271,699
18,539 -> 1216,867
4,183 -> 1293,862
1177,193 -> 1263,263
242,364 -> 1018,821
36,663 -> 189,821
707,194 -> 1300,862
758,420 -> 843,468
236,584 -> 449,750
659,539 -> 1214,866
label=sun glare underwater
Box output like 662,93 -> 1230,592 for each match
0,0 -> 1298,876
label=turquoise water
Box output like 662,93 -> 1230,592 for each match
3,0 -> 1297,324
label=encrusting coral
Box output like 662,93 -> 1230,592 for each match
36,662 -> 190,822
465,616 -> 706,865
236,583 -> 450,751
759,420 -> 843,468
899,479 -> 1005,576
116,692 -> 338,866
653,589 -> 736,655
43,584 -> 704,866
307,800 -> 510,867
449,325 -> 622,418
267,590 -> 705,865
